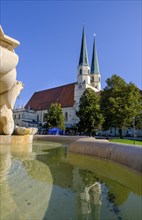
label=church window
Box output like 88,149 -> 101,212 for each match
19,114 -> 20,119
65,112 -> 68,121
80,69 -> 82,75
43,113 -> 46,122
37,115 -> 39,122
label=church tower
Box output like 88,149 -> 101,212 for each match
77,27 -> 90,85
74,29 -> 101,124
90,35 -> 101,90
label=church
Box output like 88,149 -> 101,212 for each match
13,28 -> 101,128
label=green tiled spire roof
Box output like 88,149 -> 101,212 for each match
78,27 -> 89,66
91,35 -> 100,74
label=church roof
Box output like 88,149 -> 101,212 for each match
91,35 -> 100,74
25,83 -> 75,111
78,27 -> 89,67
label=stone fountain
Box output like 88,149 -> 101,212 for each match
0,26 -> 37,144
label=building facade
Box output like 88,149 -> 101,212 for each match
13,28 -> 101,128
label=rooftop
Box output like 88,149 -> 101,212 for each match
25,83 -> 76,111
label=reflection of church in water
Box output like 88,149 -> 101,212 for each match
13,27 -> 101,128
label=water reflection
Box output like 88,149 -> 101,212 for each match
0,143 -> 53,220
0,147 -> 11,184
80,182 -> 102,220
0,141 -> 141,220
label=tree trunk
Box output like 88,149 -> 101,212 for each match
119,128 -> 123,139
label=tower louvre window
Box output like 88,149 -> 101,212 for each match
80,69 -> 82,75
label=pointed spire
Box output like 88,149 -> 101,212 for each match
91,35 -> 100,74
78,27 -> 89,67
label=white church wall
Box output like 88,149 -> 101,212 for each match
35,110 -> 48,124
62,107 -> 76,127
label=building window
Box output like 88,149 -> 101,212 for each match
19,114 -> 20,119
43,113 -> 46,122
80,69 -> 82,75
65,112 -> 68,121
37,115 -> 39,122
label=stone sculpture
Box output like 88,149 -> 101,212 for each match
14,126 -> 38,135
0,26 -> 23,135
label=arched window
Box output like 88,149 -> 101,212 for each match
80,69 -> 82,75
65,112 -> 68,121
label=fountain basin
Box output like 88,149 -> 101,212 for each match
0,135 -> 33,145
69,137 -> 142,173
33,135 -> 142,173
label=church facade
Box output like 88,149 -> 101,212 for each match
13,28 -> 101,128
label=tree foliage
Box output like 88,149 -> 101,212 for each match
77,88 -> 104,134
44,103 -> 65,130
100,74 -> 141,136
135,112 -> 142,129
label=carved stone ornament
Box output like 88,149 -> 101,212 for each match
0,26 -> 24,135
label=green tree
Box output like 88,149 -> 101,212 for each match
44,103 -> 65,130
77,88 -> 104,135
135,112 -> 142,129
100,74 -> 141,137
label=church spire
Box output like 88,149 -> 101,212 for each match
78,27 -> 89,66
91,35 -> 100,74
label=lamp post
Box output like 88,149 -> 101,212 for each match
133,117 -> 135,145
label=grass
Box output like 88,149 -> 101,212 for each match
109,138 -> 142,146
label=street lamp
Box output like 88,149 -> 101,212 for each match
133,117 -> 135,145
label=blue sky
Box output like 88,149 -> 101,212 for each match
1,0 -> 141,106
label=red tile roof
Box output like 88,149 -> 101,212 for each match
25,83 -> 76,111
